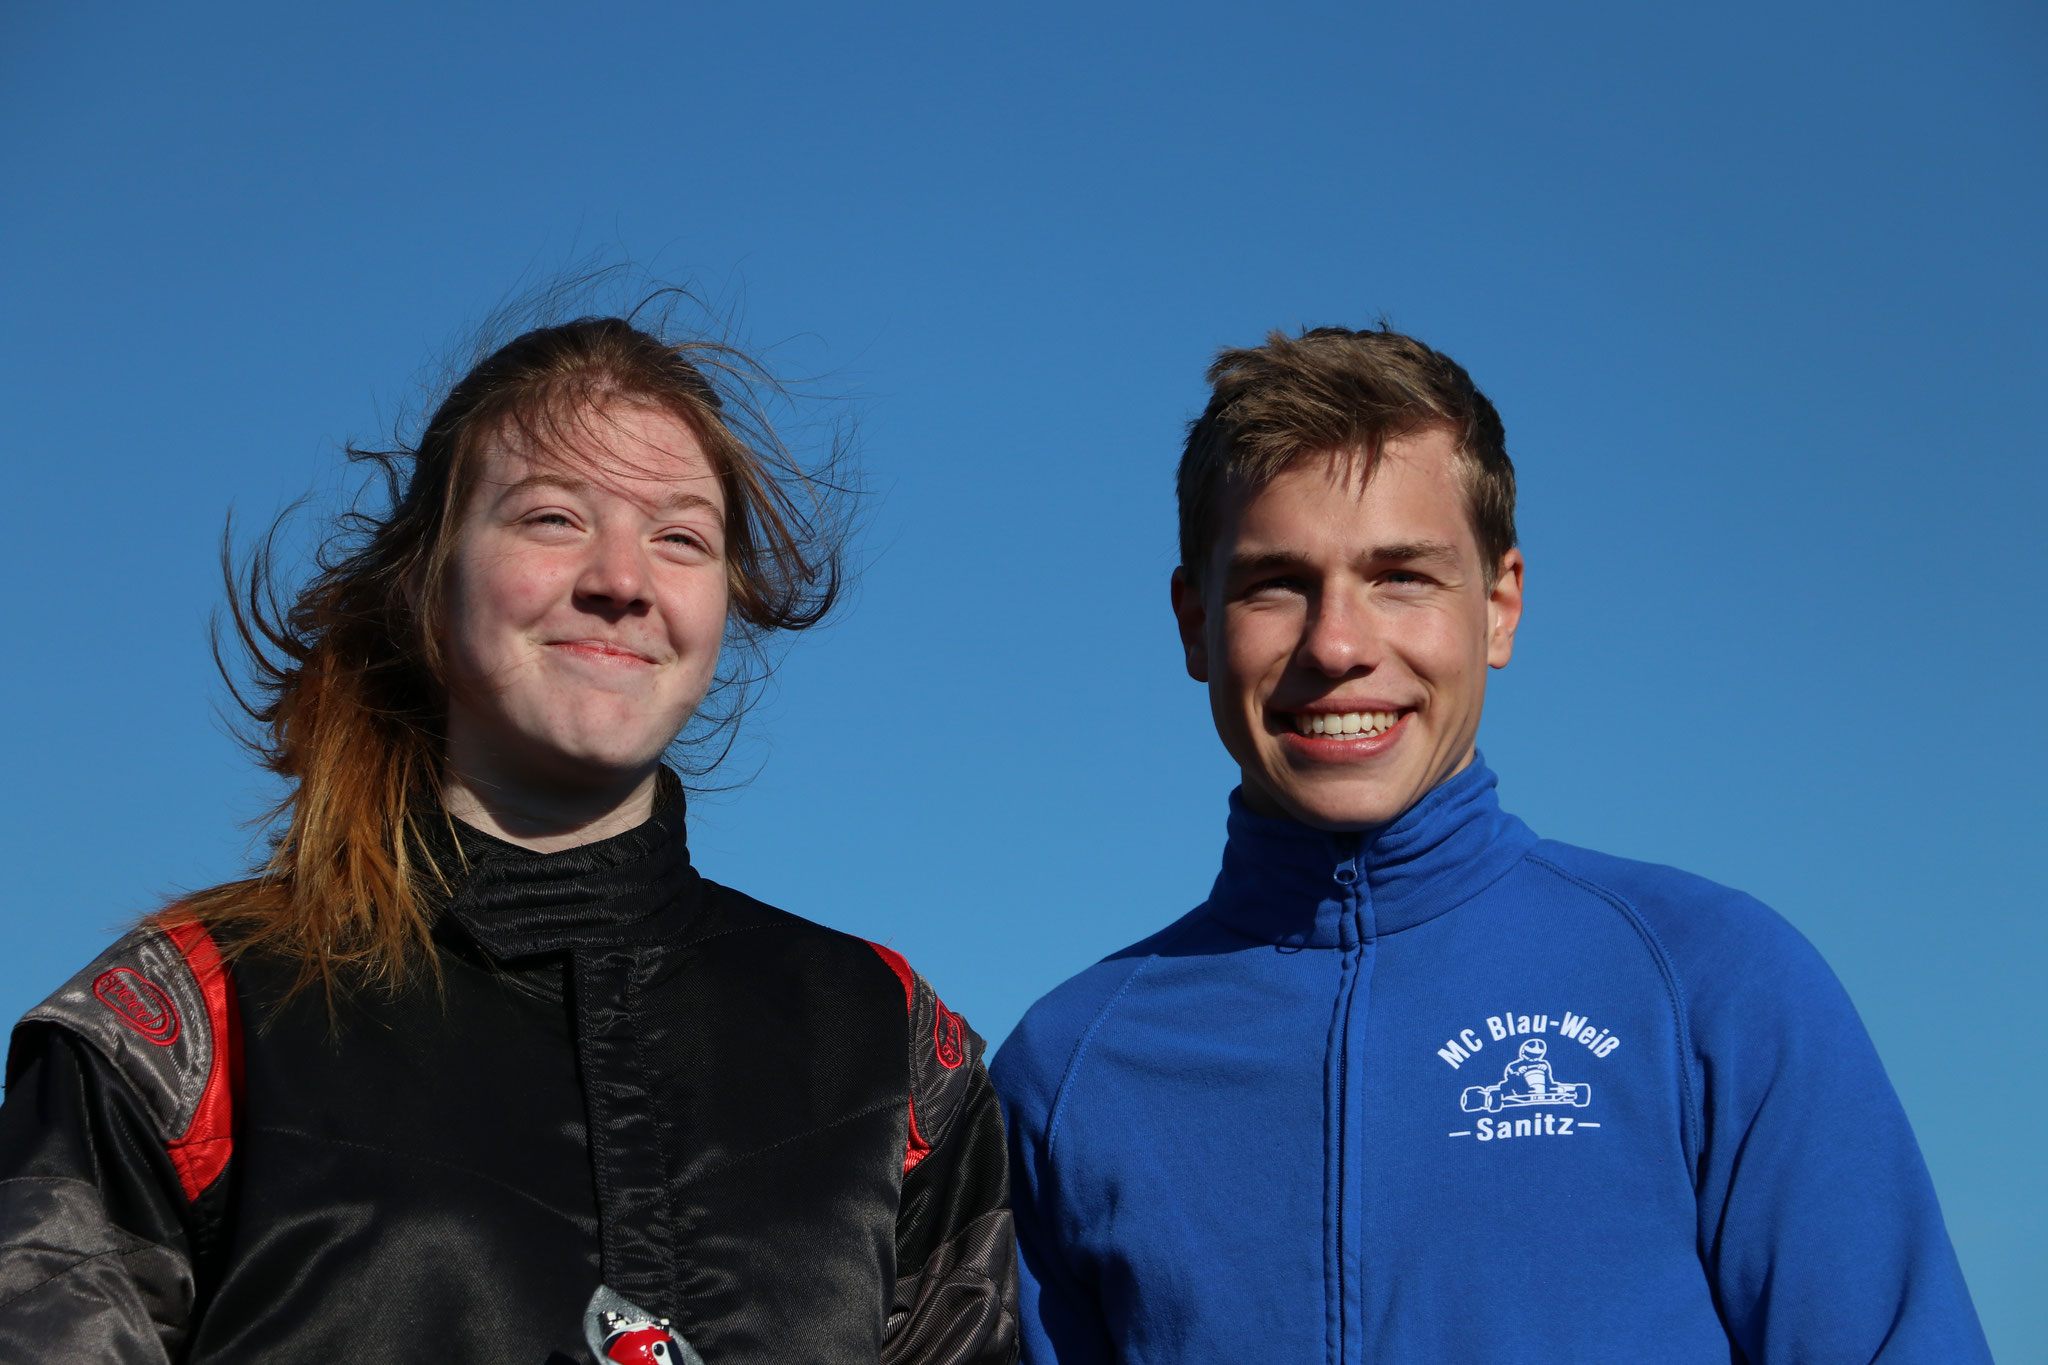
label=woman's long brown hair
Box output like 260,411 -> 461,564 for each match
170,307 -> 852,999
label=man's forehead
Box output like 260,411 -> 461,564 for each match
1219,438 -> 1475,549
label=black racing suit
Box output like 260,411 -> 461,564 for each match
0,792 -> 1017,1363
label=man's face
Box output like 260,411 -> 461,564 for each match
439,401 -> 730,797
1171,426 -> 1524,830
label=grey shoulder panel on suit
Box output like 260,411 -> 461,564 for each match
17,926 -> 214,1142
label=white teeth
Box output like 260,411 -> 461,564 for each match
1293,710 -> 1403,738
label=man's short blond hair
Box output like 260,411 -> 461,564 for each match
1177,326 -> 1517,586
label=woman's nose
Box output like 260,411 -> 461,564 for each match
574,529 -> 650,613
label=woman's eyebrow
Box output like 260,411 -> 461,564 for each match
656,491 -> 720,514
500,474 -> 719,518
501,471 -> 588,497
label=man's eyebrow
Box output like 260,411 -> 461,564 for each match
1223,549 -> 1311,579
1223,541 -> 1465,578
1366,539 -> 1464,567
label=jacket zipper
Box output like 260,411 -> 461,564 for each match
1326,855 -> 1374,1365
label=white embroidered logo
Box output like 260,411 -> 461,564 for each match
1435,1010 -> 1617,1142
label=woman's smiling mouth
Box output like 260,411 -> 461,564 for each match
549,639 -> 658,665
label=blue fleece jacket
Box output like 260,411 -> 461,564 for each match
991,760 -> 1988,1364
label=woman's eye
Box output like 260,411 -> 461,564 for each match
659,530 -> 717,555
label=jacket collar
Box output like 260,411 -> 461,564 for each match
1203,756 -> 1537,948
428,769 -> 705,961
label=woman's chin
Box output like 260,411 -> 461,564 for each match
471,730 -> 671,798
539,740 -> 671,788
445,694 -> 694,805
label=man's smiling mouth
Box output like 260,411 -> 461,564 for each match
1285,709 -> 1405,738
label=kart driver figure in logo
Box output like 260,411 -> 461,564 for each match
1503,1038 -> 1556,1097
1461,1038 -> 1592,1113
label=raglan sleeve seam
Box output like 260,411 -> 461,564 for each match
1523,852 -> 1703,1175
1041,954 -> 1155,1162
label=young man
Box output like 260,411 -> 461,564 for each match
990,327 -> 1989,1363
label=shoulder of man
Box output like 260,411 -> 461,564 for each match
1524,838 -> 1849,1034
990,907 -> 1212,1131
8,918 -> 241,1203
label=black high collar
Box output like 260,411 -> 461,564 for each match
427,770 -> 705,961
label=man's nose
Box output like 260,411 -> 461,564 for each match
573,527 -> 651,613
1297,593 -> 1379,676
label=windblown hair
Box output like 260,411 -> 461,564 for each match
1177,325 -> 1516,586
172,305 -> 852,997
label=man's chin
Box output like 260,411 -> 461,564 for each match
1246,775 -> 1416,832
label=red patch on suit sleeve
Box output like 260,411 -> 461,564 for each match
161,919 -> 241,1201
92,968 -> 181,1046
865,941 -> 933,1175
933,1002 -> 964,1070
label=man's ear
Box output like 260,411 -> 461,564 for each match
1169,566 -> 1210,683
1487,548 -> 1525,669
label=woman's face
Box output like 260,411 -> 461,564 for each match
438,400 -> 730,797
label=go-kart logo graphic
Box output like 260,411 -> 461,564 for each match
1459,1038 -> 1591,1114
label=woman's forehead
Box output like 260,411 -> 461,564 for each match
472,400 -> 724,509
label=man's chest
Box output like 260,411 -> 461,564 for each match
1053,909 -> 1724,1361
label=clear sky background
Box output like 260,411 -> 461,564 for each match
4,0 -> 2043,1354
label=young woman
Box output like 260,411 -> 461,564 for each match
0,316 -> 1017,1364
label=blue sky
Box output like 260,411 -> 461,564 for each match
3,0 -> 2043,1353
